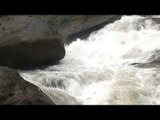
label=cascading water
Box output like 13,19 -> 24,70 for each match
19,15 -> 160,105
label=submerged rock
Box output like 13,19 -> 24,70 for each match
0,15 -> 65,69
130,49 -> 160,68
0,66 -> 55,105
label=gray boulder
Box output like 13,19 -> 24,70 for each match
0,15 -> 65,69
0,66 -> 55,105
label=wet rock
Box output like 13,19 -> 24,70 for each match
51,15 -> 122,44
0,66 -> 55,105
130,49 -> 160,68
0,15 -> 65,69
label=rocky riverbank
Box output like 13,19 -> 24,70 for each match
0,15 -> 122,105
0,66 -> 55,105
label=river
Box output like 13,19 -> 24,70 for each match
19,15 -> 160,105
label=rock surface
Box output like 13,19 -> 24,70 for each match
130,49 -> 160,68
51,15 -> 122,44
0,66 -> 55,105
0,15 -> 65,69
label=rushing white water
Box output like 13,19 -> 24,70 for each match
19,15 -> 160,105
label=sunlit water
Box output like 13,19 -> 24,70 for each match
19,15 -> 160,105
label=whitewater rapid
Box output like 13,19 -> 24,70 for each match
19,15 -> 160,105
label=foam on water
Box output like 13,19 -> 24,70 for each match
19,15 -> 160,104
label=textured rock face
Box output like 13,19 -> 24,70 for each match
0,15 -> 65,69
0,66 -> 55,105
51,15 -> 122,44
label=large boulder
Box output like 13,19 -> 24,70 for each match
0,15 -> 65,69
0,66 -> 55,105
50,15 -> 122,44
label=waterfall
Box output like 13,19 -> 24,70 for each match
19,15 -> 160,105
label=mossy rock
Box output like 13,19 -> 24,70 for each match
50,15 -> 88,26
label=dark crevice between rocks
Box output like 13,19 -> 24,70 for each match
0,60 -> 62,71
